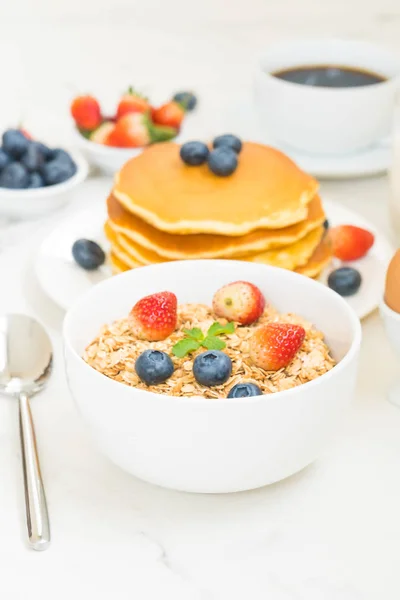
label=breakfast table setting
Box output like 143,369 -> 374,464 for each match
3,0 -> 400,598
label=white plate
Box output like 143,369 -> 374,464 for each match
35,200 -> 394,318
217,104 -> 391,179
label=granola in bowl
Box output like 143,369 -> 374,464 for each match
83,280 -> 335,399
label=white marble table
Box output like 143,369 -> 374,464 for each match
0,164 -> 398,600
2,0 -> 400,596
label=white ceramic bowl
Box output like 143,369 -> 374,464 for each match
75,130 -> 182,176
380,299 -> 400,354
0,150 -> 88,219
254,38 -> 400,155
63,260 -> 362,493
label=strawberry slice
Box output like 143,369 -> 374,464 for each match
71,95 -> 102,130
116,88 -> 150,119
107,113 -> 151,147
129,291 -> 178,341
329,225 -> 374,261
249,323 -> 305,371
212,281 -> 265,325
152,101 -> 185,129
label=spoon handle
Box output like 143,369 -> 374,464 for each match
19,392 -> 51,551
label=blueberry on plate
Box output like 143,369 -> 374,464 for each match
21,142 -> 45,172
173,91 -> 197,111
72,239 -> 106,270
180,141 -> 209,166
0,149 -> 13,171
193,350 -> 232,387
213,134 -> 242,154
41,159 -> 76,185
0,163 -> 29,189
135,349 -> 174,386
323,219 -> 329,231
2,129 -> 29,159
207,147 -> 238,177
328,267 -> 362,297
227,383 -> 262,398
28,172 -> 45,188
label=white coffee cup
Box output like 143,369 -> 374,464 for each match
254,38 -> 400,155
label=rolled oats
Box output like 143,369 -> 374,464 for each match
83,303 -> 335,399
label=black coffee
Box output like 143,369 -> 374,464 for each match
272,65 -> 386,88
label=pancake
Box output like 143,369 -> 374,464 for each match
112,142 -> 319,235
106,220 -> 324,271
107,193 -> 326,260
109,252 -> 129,274
108,236 -> 332,279
295,237 -> 333,278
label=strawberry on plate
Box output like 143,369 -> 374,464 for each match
116,88 -> 150,119
212,281 -> 265,325
129,291 -> 178,341
329,225 -> 374,261
152,101 -> 185,129
249,323 -> 305,371
71,95 -> 102,130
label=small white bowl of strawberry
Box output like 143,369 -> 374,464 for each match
71,89 -> 197,175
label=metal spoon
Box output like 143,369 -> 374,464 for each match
0,314 -> 52,551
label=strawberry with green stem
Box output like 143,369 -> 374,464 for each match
117,87 -> 150,119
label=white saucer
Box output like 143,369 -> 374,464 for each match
35,199 -> 393,319
215,104 -> 391,179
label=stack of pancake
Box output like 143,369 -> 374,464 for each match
105,142 -> 332,277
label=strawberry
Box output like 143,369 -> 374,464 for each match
329,225 -> 374,261
212,281 -> 265,325
129,291 -> 178,341
106,113 -> 151,148
249,323 -> 305,371
71,95 -> 102,130
116,87 -> 150,119
152,101 -> 185,129
20,128 -> 32,140
89,121 -> 115,145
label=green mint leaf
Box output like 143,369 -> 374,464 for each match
207,321 -> 235,337
202,336 -> 226,351
182,327 -> 204,341
172,338 -> 201,358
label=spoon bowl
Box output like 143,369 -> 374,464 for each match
0,314 -> 52,551
0,314 -> 53,396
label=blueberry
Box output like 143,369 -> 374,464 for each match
323,219 -> 329,231
180,141 -> 209,166
227,383 -> 262,398
0,163 -> 29,189
28,172 -> 45,188
72,239 -> 105,270
0,149 -> 13,171
213,134 -> 242,154
34,142 -> 52,160
173,91 -> 197,111
328,267 -> 362,297
207,147 -> 238,177
21,143 -> 45,172
135,350 -> 174,386
193,350 -> 232,387
48,148 -> 75,165
2,129 -> 29,159
41,159 -> 76,185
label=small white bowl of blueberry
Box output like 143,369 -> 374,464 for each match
0,129 -> 88,218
